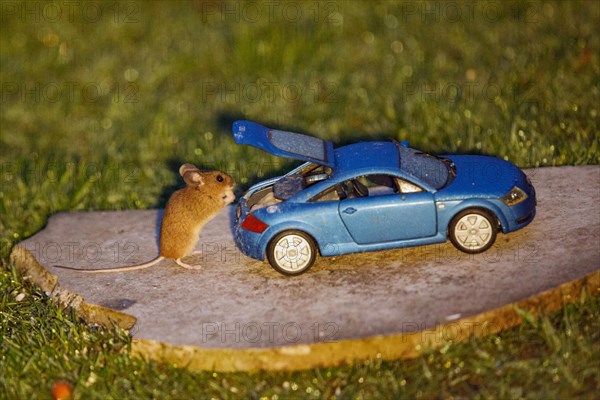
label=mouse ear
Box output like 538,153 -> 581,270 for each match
183,170 -> 204,186
179,163 -> 199,177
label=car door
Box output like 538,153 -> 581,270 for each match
338,175 -> 437,244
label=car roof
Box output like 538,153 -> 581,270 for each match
333,141 -> 449,189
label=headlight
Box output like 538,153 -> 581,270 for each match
501,186 -> 528,206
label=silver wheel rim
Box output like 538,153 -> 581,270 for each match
273,234 -> 312,272
454,213 -> 493,251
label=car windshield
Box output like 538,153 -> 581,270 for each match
397,145 -> 455,189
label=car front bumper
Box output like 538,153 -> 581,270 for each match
503,182 -> 537,233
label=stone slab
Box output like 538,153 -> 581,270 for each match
14,166 -> 600,352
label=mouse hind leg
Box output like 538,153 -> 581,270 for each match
175,258 -> 202,270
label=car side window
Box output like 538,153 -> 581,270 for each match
310,180 -> 359,202
355,174 -> 399,197
311,174 -> 421,202
310,185 -> 340,202
396,178 -> 424,194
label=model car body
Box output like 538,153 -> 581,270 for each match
232,120 -> 536,275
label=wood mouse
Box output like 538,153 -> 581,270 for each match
54,163 -> 235,273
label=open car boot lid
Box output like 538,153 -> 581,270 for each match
232,120 -> 335,168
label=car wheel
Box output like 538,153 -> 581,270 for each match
449,209 -> 497,254
267,231 -> 317,275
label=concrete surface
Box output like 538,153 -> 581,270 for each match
15,166 -> 600,350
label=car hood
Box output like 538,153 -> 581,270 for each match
436,155 -> 522,200
232,120 -> 335,167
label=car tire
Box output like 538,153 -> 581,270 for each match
266,230 -> 317,276
449,209 -> 498,254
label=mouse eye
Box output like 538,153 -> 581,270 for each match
216,175 -> 224,182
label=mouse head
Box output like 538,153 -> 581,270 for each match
179,163 -> 236,205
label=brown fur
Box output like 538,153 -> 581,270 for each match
160,168 -> 235,259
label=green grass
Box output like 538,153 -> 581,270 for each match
1,0 -> 599,398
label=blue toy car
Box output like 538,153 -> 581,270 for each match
232,120 -> 536,275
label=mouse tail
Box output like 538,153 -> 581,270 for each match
53,256 -> 165,273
